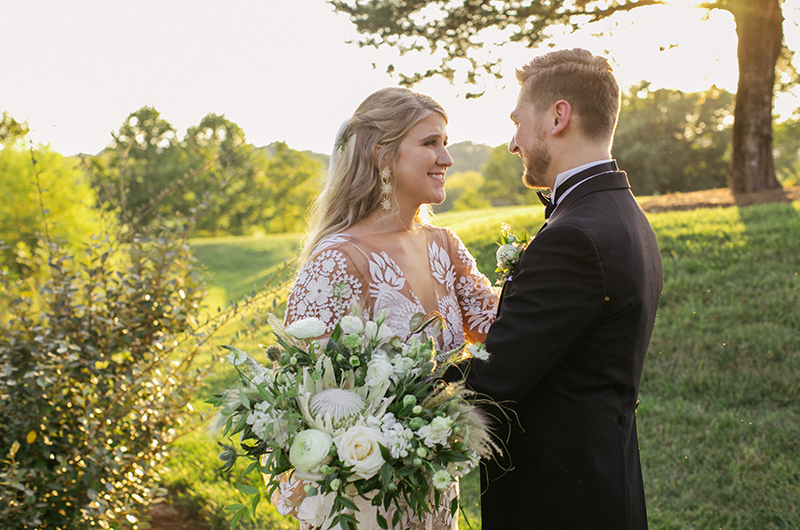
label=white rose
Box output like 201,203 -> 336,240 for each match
339,315 -> 364,335
365,353 -> 394,387
289,429 -> 333,474
496,243 -> 518,264
285,317 -> 327,339
296,490 -> 336,528
334,425 -> 386,480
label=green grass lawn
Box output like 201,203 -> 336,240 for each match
168,200 -> 800,529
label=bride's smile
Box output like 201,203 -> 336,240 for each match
392,112 -> 453,213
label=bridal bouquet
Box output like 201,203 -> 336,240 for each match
210,310 -> 496,529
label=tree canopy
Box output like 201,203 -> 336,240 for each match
614,82 -> 735,195
330,0 -> 661,91
330,0 -> 791,193
88,107 -> 323,235
0,124 -> 104,279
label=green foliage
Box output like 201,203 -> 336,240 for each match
0,220 -> 209,529
613,82 -> 734,195
0,133 -> 104,279
89,108 -> 323,236
436,171 -> 491,213
88,106 -> 184,228
257,142 -> 322,234
478,144 -> 533,207
182,113 -> 261,236
165,420 -> 295,530
446,142 -> 491,175
1,112 -> 29,142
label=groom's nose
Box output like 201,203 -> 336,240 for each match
509,135 -> 519,155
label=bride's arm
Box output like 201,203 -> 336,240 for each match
443,228 -> 499,343
284,245 -> 367,333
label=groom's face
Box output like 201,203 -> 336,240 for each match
509,99 -> 552,189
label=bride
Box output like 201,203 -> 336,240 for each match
277,87 -> 499,529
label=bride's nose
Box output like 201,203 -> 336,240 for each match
437,148 -> 453,167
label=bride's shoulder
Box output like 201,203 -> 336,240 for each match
423,224 -> 463,247
300,233 -> 366,276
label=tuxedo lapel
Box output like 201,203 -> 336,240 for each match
547,171 -> 631,223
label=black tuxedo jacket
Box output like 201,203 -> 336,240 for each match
468,170 -> 662,530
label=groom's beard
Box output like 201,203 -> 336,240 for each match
522,129 -> 552,189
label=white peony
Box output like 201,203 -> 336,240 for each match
296,490 -> 336,529
339,315 -> 364,335
365,353 -> 394,387
285,317 -> 327,340
289,429 -> 333,475
334,425 -> 386,480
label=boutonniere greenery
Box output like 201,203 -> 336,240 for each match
495,223 -> 530,285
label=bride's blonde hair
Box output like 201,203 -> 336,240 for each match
298,87 -> 448,266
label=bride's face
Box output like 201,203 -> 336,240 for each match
391,113 -> 453,211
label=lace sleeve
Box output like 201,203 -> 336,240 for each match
285,245 -> 365,334
444,228 -> 499,343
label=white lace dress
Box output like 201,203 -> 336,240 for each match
279,224 -> 498,530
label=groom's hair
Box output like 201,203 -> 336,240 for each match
516,48 -> 620,142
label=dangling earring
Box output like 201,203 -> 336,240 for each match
380,167 -> 393,211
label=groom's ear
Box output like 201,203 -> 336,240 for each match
550,100 -> 572,136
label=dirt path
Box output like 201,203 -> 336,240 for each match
637,185 -> 800,213
145,502 -> 215,530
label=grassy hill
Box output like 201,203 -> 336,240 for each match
174,199 -> 800,529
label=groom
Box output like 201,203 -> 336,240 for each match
468,48 -> 663,529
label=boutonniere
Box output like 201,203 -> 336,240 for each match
495,223 -> 531,285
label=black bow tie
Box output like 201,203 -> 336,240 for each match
537,161 -> 619,219
537,190 -> 556,219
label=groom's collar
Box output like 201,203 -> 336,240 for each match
551,159 -> 615,206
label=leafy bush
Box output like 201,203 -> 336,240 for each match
0,131 -> 105,280
0,220 -> 213,529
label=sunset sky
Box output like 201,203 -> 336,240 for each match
3,0 -> 799,156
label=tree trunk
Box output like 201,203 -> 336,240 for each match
728,0 -> 783,193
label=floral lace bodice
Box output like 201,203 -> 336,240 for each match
281,225 -> 498,529
286,225 -> 498,350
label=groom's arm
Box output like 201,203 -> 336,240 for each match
468,223 -> 606,402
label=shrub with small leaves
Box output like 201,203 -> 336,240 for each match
0,221 -> 211,529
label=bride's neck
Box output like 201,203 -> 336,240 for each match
350,208 -> 419,236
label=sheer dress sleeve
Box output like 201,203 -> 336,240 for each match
442,228 -> 499,343
284,238 -> 367,333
